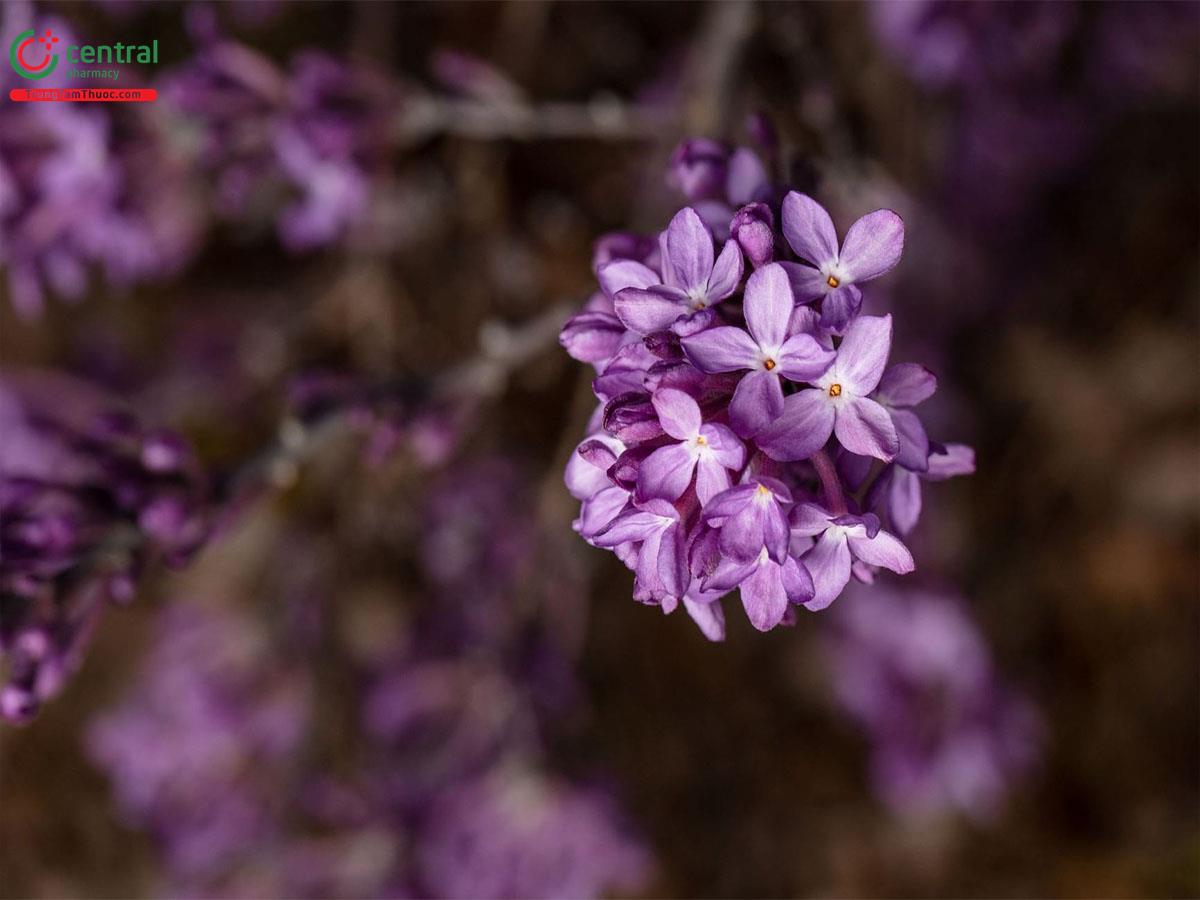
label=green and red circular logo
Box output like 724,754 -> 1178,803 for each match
10,28 -> 59,80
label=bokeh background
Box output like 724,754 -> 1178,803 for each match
1,2 -> 1198,898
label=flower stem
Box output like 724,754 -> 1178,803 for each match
810,448 -> 848,515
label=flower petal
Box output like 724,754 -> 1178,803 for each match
839,208 -> 904,283
729,369 -> 785,438
702,555 -> 758,594
740,561 -> 790,631
776,332 -> 836,383
789,502 -> 833,537
662,206 -> 715,292
743,262 -> 794,350
657,523 -> 691,598
695,457 -> 733,506
888,466 -> 922,534
802,528 -> 852,610
651,387 -> 701,440
834,397 -> 900,461
847,528 -> 914,574
876,363 -> 937,407
781,192 -> 839,267
613,285 -> 688,335
777,261 -> 827,303
596,259 -> 661,299
756,389 -> 835,462
706,238 -> 745,301
834,314 -> 892,394
780,556 -> 815,605
700,422 -> 746,469
575,485 -> 630,540
636,442 -> 696,502
818,284 -> 863,333
592,508 -> 663,546
702,483 -> 756,521
891,407 -> 930,471
682,596 -> 726,642
925,443 -> 976,480
559,311 -> 626,364
680,326 -> 760,373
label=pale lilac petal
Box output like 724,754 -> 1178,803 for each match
700,422 -> 746,469
776,333 -> 836,383
663,207 -> 715,292
819,284 -> 863,333
802,529 -> 852,610
718,500 -> 771,562
889,466 -> 922,534
701,484 -> 756,521
847,528 -> 914,573
592,508 -> 662,546
925,443 -> 976,480
778,261 -> 828,302
781,192 -> 839,267
876,363 -> 937,407
596,259 -> 660,299
756,389 -> 835,462
575,486 -> 630,539
743,263 -> 794,350
839,208 -> 904,283
613,285 -> 688,335
702,555 -> 758,594
729,369 -> 785,438
657,524 -> 691,597
680,326 -> 760,373
695,457 -> 732,506
634,528 -> 667,597
651,387 -> 701,440
790,502 -> 833,536
891,407 -> 930,471
682,596 -> 726,642
706,239 -> 745,301
636,442 -> 696,501
559,311 -> 626,364
787,303 -> 835,350
834,314 -> 892,393
762,500 -> 791,564
779,556 -> 815,605
834,397 -> 900,461
740,560 -> 789,631
565,438 -> 618,500
726,147 -> 769,206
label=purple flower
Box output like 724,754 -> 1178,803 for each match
822,587 -> 1042,821
757,314 -> 900,462
682,263 -> 834,436
790,504 -> 914,610
702,476 -> 792,564
702,545 -> 814,631
873,362 -> 937,471
613,207 -> 743,335
636,388 -> 744,504
593,498 -> 690,603
779,192 -> 904,332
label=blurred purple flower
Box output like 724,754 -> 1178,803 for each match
822,587 -> 1042,822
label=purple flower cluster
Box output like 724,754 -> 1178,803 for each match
821,587 -> 1041,822
87,459 -> 649,898
561,139 -> 974,637
0,371 -> 209,723
160,12 -> 393,252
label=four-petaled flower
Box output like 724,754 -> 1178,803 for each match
791,504 -> 914,610
779,192 -> 904,333
613,207 -> 743,336
757,314 -> 900,462
637,388 -> 745,505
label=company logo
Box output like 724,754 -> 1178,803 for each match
10,28 -> 59,80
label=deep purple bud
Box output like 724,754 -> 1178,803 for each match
730,202 -> 775,268
603,393 -> 665,444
